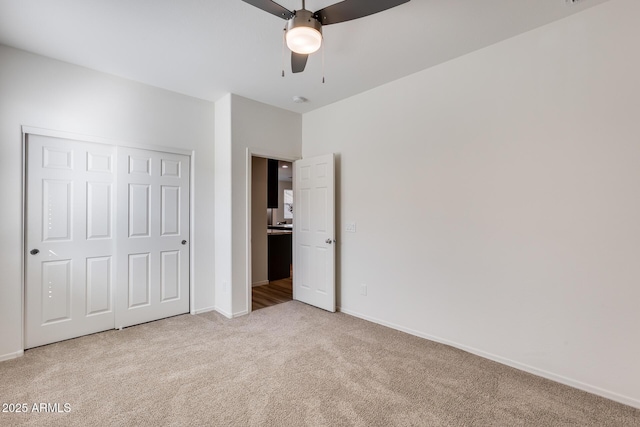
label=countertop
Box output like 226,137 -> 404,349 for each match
268,230 -> 291,235
268,225 -> 292,235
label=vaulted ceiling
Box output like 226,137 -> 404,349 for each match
0,0 -> 608,113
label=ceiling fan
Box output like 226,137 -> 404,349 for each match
242,0 -> 410,73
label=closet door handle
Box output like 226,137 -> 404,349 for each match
181,240 -> 187,245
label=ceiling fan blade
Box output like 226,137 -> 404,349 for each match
314,0 -> 410,25
291,52 -> 308,73
241,0 -> 293,20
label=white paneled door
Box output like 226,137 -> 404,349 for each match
293,154 -> 336,312
115,147 -> 190,328
25,135 -> 117,348
25,134 -> 190,349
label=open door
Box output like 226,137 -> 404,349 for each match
293,153 -> 335,312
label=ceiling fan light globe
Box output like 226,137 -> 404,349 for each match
286,26 -> 322,54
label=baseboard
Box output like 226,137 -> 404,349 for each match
192,306 -> 216,315
252,280 -> 269,287
232,309 -> 249,318
0,350 -> 24,362
208,306 -> 248,319
213,306 -> 233,319
338,306 -> 640,410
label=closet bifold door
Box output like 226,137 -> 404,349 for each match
25,134 -> 116,349
115,147 -> 190,329
25,133 -> 191,348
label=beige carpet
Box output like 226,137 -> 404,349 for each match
1,301 -> 638,426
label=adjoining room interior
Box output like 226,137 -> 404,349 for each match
251,156 -> 294,311
1,0 -> 640,424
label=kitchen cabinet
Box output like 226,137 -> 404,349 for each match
267,159 -> 278,209
268,232 -> 292,281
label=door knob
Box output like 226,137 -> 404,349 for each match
181,240 -> 187,245
325,239 -> 335,244
30,249 -> 40,255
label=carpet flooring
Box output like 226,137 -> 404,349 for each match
1,301 -> 638,426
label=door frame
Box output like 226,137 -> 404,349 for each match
21,125 -> 196,351
245,147 -> 300,314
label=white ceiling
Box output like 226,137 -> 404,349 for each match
0,0 -> 608,114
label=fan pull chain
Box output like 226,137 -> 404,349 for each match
281,27 -> 286,77
321,37 -> 325,84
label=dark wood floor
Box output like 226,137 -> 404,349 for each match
252,277 -> 292,311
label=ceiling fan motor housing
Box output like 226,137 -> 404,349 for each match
286,9 -> 323,54
242,0 -> 411,72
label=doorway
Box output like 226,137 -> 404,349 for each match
250,156 -> 293,311
246,150 -> 336,314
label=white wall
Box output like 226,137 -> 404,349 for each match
214,94 -> 233,316
229,95 -> 301,315
302,0 -> 640,408
0,45 -> 216,360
